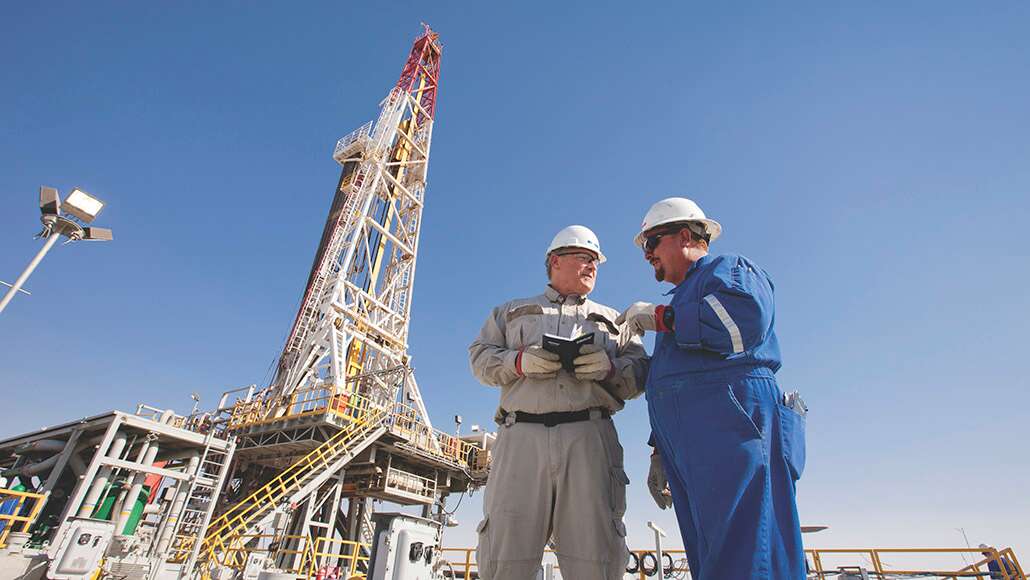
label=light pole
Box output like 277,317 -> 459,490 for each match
0,186 -> 113,315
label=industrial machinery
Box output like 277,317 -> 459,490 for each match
365,513 -> 440,580
1,23 -> 1024,580
0,25 -> 493,580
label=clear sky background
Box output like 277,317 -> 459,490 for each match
2,1 -> 1028,570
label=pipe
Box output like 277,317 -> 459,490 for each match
77,432 -> 127,517
68,455 -> 86,477
109,440 -> 151,527
155,453 -> 200,555
3,454 -> 60,477
116,440 -> 159,534
160,449 -> 215,462
6,435 -> 97,479
15,439 -> 66,455
109,487 -> 129,525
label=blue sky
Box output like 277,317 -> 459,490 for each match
2,1 -> 1028,567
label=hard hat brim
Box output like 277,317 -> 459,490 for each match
634,218 -> 722,248
549,244 -> 606,263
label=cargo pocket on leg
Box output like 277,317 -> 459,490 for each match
778,405 -> 806,480
607,518 -> 630,579
475,516 -> 495,578
609,468 -> 630,518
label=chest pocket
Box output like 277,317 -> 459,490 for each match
505,304 -> 544,349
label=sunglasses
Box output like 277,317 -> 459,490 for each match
643,228 -> 682,252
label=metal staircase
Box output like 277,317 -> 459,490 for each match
196,404 -> 388,571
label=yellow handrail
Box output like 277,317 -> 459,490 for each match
0,487 -> 46,549
437,546 -> 1027,580
437,548 -> 691,579
947,548 -> 1027,580
209,533 -> 371,578
229,386 -> 486,474
805,547 -> 1026,579
193,395 -> 388,567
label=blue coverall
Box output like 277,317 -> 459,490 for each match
987,556 -> 1019,579
646,253 -> 807,580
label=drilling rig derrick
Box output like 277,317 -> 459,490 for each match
0,26 -> 490,580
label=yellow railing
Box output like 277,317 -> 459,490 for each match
194,395 -> 387,568
437,546 -> 1026,579
228,386 -> 487,474
211,533 -> 370,579
948,548 -> 1027,580
0,487 -> 45,548
438,548 -> 690,579
806,547 -> 1026,580
388,402 -> 482,470
303,536 -> 370,578
228,386 -> 348,430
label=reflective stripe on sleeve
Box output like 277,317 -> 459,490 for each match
703,294 -> 744,354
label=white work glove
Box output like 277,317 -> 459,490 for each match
616,302 -> 658,336
572,344 -> 613,381
516,345 -> 562,378
648,452 -> 674,509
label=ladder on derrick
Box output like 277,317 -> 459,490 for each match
284,157 -> 373,361
196,405 -> 388,572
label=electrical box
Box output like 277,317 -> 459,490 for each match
367,513 -> 441,580
47,517 -> 115,580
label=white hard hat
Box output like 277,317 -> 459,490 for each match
546,225 -> 606,263
634,197 -> 722,248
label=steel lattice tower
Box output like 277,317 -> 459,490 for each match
271,25 -> 442,428
180,29 -> 484,576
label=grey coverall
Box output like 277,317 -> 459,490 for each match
469,285 -> 649,580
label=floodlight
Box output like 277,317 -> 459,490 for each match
39,186 -> 61,216
82,227 -> 113,241
1,185 -> 114,315
62,188 -> 105,223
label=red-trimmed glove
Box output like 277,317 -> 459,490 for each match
616,302 -> 673,335
515,345 -> 561,378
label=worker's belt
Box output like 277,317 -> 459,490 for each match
501,408 -> 610,427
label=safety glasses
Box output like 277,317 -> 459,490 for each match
556,251 -> 600,266
643,228 -> 682,252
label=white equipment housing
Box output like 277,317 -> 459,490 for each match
47,518 -> 114,580
367,513 -> 440,580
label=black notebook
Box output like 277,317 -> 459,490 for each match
542,333 -> 595,372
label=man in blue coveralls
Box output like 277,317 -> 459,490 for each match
616,197 -> 807,579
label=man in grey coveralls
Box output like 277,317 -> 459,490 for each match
469,225 -> 649,580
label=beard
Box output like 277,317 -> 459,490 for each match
653,265 -> 665,282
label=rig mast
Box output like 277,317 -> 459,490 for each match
187,26 -> 484,577
274,24 -> 441,425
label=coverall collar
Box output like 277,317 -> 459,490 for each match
545,284 -> 588,305
663,253 -> 713,296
